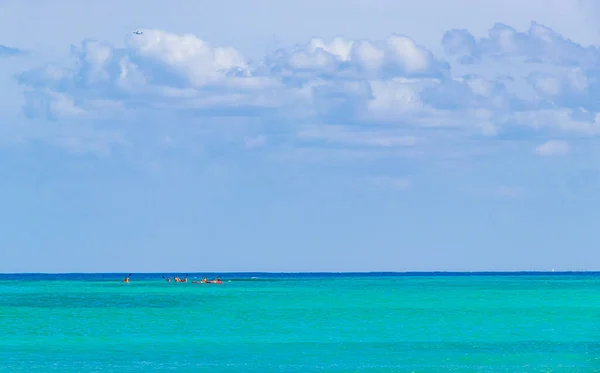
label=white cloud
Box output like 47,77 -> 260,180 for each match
10,21 -> 600,155
534,140 -> 570,156
513,110 -> 600,135
442,21 -> 600,66
125,30 -> 248,87
265,34 -> 449,79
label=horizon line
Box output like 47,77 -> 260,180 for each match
1,270 -> 599,275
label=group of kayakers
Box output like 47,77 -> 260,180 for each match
163,274 -> 189,283
122,274 -> 223,284
192,276 -> 223,284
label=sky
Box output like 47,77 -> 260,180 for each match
1,0 -> 600,273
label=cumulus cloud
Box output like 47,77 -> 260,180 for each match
262,35 -> 449,79
534,140 -> 570,156
442,21 -> 600,67
16,32 -> 282,121
125,30 -> 249,87
11,22 -> 600,155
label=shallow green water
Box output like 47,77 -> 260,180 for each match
1,274 -> 600,372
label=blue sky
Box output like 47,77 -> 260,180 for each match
1,0 -> 600,273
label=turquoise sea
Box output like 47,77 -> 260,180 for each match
1,272 -> 599,372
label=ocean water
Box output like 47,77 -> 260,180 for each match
1,272 -> 599,372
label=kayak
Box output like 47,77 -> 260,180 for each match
192,280 -> 223,284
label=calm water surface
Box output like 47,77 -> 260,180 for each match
1,273 -> 599,372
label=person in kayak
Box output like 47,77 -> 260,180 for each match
173,275 -> 188,283
122,273 -> 131,283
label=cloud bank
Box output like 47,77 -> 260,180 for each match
12,22 -> 600,155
